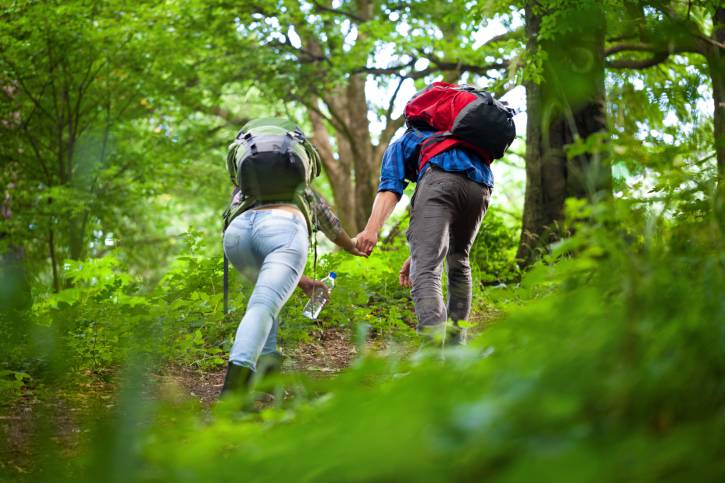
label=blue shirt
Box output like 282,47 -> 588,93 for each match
377,129 -> 494,196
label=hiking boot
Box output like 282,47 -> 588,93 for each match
220,362 -> 254,398
256,351 -> 284,379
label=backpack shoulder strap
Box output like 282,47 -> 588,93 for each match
222,194 -> 256,230
415,130 -> 451,174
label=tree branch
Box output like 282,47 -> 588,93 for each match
265,39 -> 329,63
357,56 -> 509,80
429,59 -> 510,77
385,76 -> 405,123
477,28 -> 525,49
312,0 -> 367,23
605,42 -> 659,56
606,51 -> 670,69
354,58 -> 417,77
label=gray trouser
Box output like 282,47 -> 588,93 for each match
406,167 -> 491,329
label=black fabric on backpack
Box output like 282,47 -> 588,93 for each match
238,146 -> 308,201
226,118 -> 320,202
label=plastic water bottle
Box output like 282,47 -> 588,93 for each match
302,272 -> 336,320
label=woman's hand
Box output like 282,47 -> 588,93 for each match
298,275 -> 329,298
399,257 -> 412,288
334,232 -> 368,257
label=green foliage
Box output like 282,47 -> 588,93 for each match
470,208 -> 520,284
1,1 -> 723,482
0,370 -> 30,402
315,239 -> 417,336
0,232 -> 232,386
0,206 -> 517,398
152,232 -> 233,369
7,178 -> 723,483
11,190 -> 716,483
33,257 -> 148,371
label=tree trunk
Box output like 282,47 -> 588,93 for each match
710,7 -> 724,197
517,2 -> 611,266
49,226 -> 60,293
308,107 -> 356,233
301,29 -> 380,234
68,215 -> 86,261
314,74 -> 386,234
345,75 -> 378,231
1,175 -> 31,310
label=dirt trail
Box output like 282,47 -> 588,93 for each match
163,327 -> 359,407
1,306 -> 499,477
164,304 -> 500,407
0,327 -> 360,477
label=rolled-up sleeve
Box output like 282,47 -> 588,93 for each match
377,132 -> 419,197
308,189 -> 343,241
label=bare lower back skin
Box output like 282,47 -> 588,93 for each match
252,204 -> 305,222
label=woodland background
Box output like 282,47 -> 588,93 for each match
1,1 -> 723,482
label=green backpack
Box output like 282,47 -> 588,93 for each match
226,117 -> 321,199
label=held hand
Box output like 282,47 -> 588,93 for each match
349,238 -> 369,257
355,229 -> 378,256
399,257 -> 412,288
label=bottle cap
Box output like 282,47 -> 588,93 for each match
329,272 -> 337,279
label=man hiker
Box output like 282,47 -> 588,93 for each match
355,82 -> 515,344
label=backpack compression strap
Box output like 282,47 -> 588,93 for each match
416,131 -> 493,174
223,253 -> 229,315
223,212 -> 230,315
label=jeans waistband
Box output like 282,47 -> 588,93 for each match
245,208 -> 306,225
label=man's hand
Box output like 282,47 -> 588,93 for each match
355,229 -> 378,256
298,275 -> 329,298
355,191 -> 399,256
348,238 -> 369,257
399,257 -> 412,288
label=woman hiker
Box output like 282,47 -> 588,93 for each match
221,117 -> 366,398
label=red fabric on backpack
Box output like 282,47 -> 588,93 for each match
404,82 -> 477,132
404,81 -> 512,173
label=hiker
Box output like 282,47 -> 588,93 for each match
221,117 -> 365,397
355,82 -> 515,344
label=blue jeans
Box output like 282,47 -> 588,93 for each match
223,209 -> 309,371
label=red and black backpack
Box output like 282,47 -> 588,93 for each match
403,82 -> 516,173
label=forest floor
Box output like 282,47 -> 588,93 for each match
162,326 -> 362,407
0,326 -> 386,476
0,306 -> 498,477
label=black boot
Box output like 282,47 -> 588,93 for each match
256,351 -> 284,379
220,362 -> 254,398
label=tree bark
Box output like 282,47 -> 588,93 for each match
48,225 -> 60,293
710,8 -> 724,195
517,2 -> 611,267
308,106 -> 356,232
345,74 -> 378,231
300,26 -> 380,234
